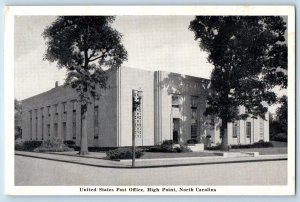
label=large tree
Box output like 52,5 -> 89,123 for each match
14,99 -> 22,140
276,95 -> 288,134
269,96 -> 288,142
43,16 -> 127,155
189,16 -> 287,150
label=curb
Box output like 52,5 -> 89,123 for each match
119,156 -> 221,162
15,153 -> 288,169
15,153 -> 129,169
47,152 -> 106,160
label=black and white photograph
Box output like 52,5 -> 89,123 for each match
4,6 -> 295,195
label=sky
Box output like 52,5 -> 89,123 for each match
14,15 -> 214,100
14,15 -> 286,113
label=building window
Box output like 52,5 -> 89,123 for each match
72,111 -> 76,140
47,124 -> 50,137
191,96 -> 198,108
246,122 -> 251,138
40,107 -> 44,117
54,123 -> 58,137
35,109 -> 38,139
54,104 -> 58,115
191,96 -> 198,139
172,95 -> 180,108
72,100 -> 77,112
41,116 -> 44,140
232,121 -> 239,138
63,102 -> 67,113
62,122 -> 66,140
72,111 -> 76,122
191,124 -> 197,139
72,122 -> 76,140
259,119 -> 264,140
29,110 -> 32,139
94,106 -> 99,139
47,106 -> 51,116
191,109 -> 197,122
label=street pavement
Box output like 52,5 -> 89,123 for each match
15,151 -> 287,168
15,155 -> 287,186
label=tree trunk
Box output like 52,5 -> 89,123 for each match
220,120 -> 229,151
79,104 -> 89,155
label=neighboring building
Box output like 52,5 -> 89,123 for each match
20,67 -> 269,147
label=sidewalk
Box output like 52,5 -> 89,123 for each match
15,150 -> 287,169
15,151 -> 123,168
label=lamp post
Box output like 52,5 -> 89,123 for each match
132,89 -> 142,168
132,107 -> 135,168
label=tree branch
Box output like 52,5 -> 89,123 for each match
88,50 -> 97,59
89,55 -> 105,62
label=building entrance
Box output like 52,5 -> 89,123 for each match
172,118 -> 180,144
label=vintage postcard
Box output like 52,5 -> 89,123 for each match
4,6 -> 295,195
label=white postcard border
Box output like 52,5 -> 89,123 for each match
4,5 -> 296,195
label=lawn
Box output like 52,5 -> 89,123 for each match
139,147 -> 287,160
230,147 -> 287,155
140,151 -> 221,159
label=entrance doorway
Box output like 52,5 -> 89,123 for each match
172,118 -> 180,144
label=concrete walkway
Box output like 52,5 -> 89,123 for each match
15,151 -> 123,168
15,150 -> 287,169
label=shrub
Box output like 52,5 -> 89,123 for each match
187,139 -> 199,144
65,146 -> 120,152
63,140 -> 76,146
160,140 -> 192,153
15,138 -> 25,150
177,144 -> 192,153
88,147 -> 114,152
15,140 -> 42,151
206,141 -> 273,150
147,146 -> 162,152
144,140 -> 193,153
206,145 -> 222,150
230,141 -> 273,149
106,147 -> 143,160
272,133 -> 287,142
161,140 -> 177,152
253,140 -> 273,148
15,126 -> 22,140
34,137 -> 74,152
162,140 -> 174,145
68,145 -> 80,151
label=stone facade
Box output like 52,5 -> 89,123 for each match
21,67 -> 269,147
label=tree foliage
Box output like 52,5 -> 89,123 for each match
269,96 -> 288,142
276,95 -> 287,133
43,16 -> 128,104
43,16 -> 127,154
189,16 -> 287,149
14,99 -> 22,140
